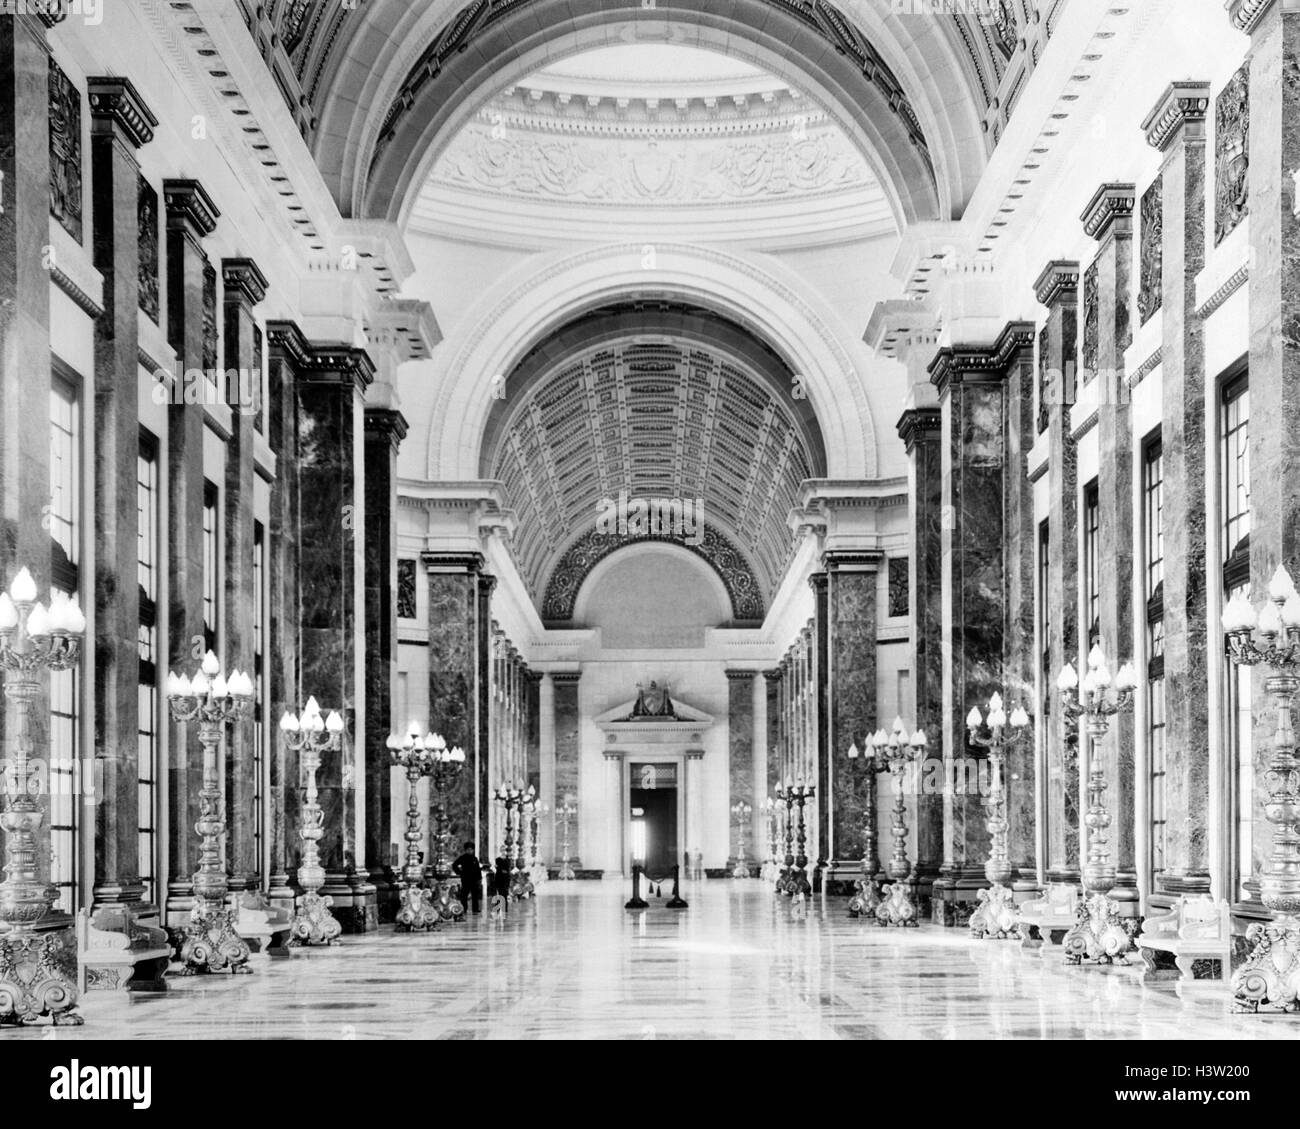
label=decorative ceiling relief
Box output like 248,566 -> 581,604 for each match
490,338 -> 814,616
434,115 -> 870,205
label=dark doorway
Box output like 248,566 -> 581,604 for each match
630,762 -> 678,878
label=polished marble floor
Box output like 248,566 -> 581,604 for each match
19,881 -> 1300,1040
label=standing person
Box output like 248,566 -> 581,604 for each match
452,841 -> 483,915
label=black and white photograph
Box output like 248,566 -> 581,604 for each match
0,0 -> 1292,1082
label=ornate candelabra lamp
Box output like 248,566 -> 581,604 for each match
281,699 -> 345,946
758,797 -> 779,883
731,801 -> 752,878
165,651 -> 256,973
527,801 -> 549,886
494,783 -> 535,900
0,569 -> 85,1024
966,694 -> 1030,939
426,736 -> 467,920
772,782 -> 799,896
1223,567 -> 1300,1011
774,779 -> 814,903
387,724 -> 439,931
555,798 -> 577,881
1057,643 -> 1137,964
846,738 -> 885,919
875,719 -> 928,928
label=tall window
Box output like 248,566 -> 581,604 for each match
1143,434 -> 1166,876
1082,480 -> 1101,650
49,373 -> 80,912
252,521 -> 265,880
138,434 -> 159,902
1222,371 -> 1252,897
202,481 -> 219,654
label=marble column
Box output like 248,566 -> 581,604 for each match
809,575 -> 830,882
726,671 -> 758,870
1143,83 -> 1212,896
552,672 -> 582,868
822,554 -> 881,895
295,341 -> 376,931
1034,262 -> 1082,888
928,322 -> 1035,924
162,179 -> 219,923
1001,321 -> 1039,895
898,407 -> 944,910
220,258 -> 267,895
763,669 -> 781,797
423,553 -> 494,859
1235,0 -> 1299,908
1082,184 -> 1140,914
264,323 -> 304,908
0,14 -> 58,921
363,407 -> 406,922
87,76 -> 156,909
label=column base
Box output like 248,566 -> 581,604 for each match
0,926 -> 81,1025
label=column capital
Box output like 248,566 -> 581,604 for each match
1081,184 -> 1136,243
808,572 -> 829,595
364,407 -> 409,451
897,405 -> 941,453
87,76 -> 157,148
266,320 -> 376,393
221,257 -> 269,308
822,550 -> 884,573
550,671 -> 583,686
163,178 -> 219,238
725,669 -> 761,683
421,551 -> 487,575
1142,82 -> 1211,153
1033,261 -> 1080,307
928,322 -> 1035,397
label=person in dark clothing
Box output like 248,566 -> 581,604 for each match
493,857 -> 511,914
452,842 -> 483,914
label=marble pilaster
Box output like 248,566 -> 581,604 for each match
293,338 -> 376,930
162,179 -> 219,922
809,574 -> 830,880
823,555 -> 881,894
928,322 -> 1035,923
1034,262 -> 1082,887
1233,0 -> 1299,906
1082,185 -> 1140,912
552,672 -> 582,866
1143,82 -> 1212,895
363,407 -> 406,921
763,670 -> 781,798
726,671 -> 757,869
87,76 -> 156,909
220,257 -> 267,895
899,408 -> 944,906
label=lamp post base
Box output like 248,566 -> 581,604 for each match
178,903 -> 252,975
1063,893 -> 1130,964
288,891 -> 342,947
848,877 -> 880,919
1232,918 -> 1300,1012
875,882 -> 918,927
0,929 -> 82,1025
431,881 -> 464,923
970,884 -> 1020,940
395,885 -> 440,932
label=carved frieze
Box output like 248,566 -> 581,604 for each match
1138,177 -> 1163,326
397,559 -> 417,620
988,0 -> 1019,60
1037,325 -> 1050,434
887,557 -> 909,619
48,60 -> 82,243
202,261 -> 218,373
433,120 -> 871,206
1214,64 -> 1249,246
1080,261 -> 1099,380
138,176 -> 160,323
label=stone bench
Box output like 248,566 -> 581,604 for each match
1137,895 -> 1231,991
76,906 -> 171,993
1017,885 -> 1079,952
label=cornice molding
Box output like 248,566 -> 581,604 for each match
265,320 -> 376,392
1071,407 -> 1100,442
1196,263 -> 1250,320
928,321 -> 1036,397
1033,260 -> 1080,307
50,262 -> 103,320
221,258 -> 269,308
364,408 -> 410,448
896,406 -> 942,452
1228,0 -> 1279,34
1142,81 -> 1211,153
420,551 -> 488,576
87,77 -> 158,149
163,179 -> 220,238
1081,183 -> 1136,242
1128,346 -> 1164,391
